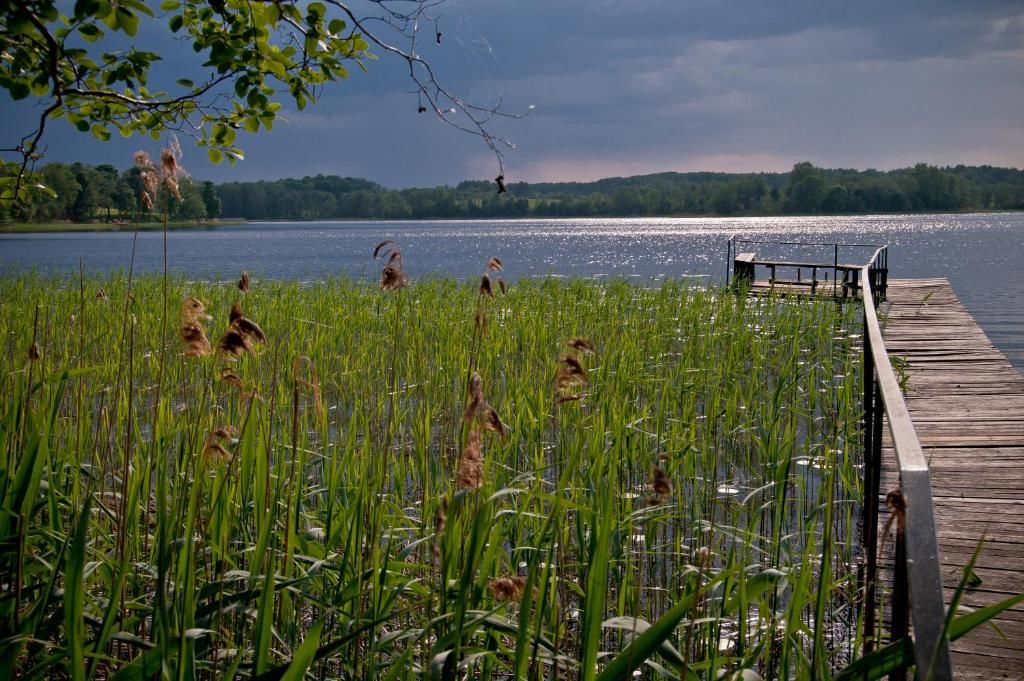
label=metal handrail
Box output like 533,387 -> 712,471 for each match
860,247 -> 953,680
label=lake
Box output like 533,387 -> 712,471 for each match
1,212 -> 1022,368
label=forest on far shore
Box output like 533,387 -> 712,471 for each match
6,161 -> 1024,224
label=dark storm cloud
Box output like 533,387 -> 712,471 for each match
2,1 -> 1022,185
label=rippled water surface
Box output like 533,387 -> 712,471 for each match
2,213 -> 1022,367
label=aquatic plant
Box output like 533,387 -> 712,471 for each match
0,271 -> 896,679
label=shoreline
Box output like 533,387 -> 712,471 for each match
4,208 -> 1022,233
0,218 -> 247,233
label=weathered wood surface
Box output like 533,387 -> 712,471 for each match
878,278 -> 1024,679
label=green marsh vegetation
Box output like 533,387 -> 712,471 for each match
1,250 -> 876,679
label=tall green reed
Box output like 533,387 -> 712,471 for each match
0,272 -> 871,679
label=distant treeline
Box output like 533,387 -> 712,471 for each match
213,162 -> 1024,219
6,161 -> 1024,224
1,162 -> 222,224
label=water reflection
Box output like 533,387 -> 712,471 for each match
2,212 -> 1022,367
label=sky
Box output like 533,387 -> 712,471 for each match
2,0 -> 1024,187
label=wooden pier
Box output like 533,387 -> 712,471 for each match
879,279 -> 1024,680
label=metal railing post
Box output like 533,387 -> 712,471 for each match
861,315 -> 879,653
891,526 -> 910,681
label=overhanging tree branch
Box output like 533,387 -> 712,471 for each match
1,0 -> 529,208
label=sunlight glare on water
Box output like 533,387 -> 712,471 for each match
2,212 -> 1022,367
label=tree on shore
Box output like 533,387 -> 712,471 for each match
1,0 -> 524,209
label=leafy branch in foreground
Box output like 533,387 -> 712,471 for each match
0,0 -> 529,206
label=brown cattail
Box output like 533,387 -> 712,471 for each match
179,297 -> 213,356
133,151 -> 154,170
375,241 -> 408,290
457,429 -> 484,490
180,297 -> 212,324
479,273 -> 494,298
202,432 -> 232,461
556,354 -> 587,390
28,342 -> 41,361
487,256 -> 504,272
229,303 -> 266,343
475,306 -> 487,332
567,338 -> 596,354
463,372 -> 484,423
218,304 -> 266,356
212,425 -> 238,440
161,137 -> 184,201
238,271 -> 251,293
481,403 -> 508,441
217,329 -> 251,357
380,265 -> 408,291
96,288 -> 109,302
219,367 -> 244,389
651,466 -> 672,503
882,488 -> 907,548
498,277 -> 507,295
488,576 -> 527,602
180,321 -> 212,357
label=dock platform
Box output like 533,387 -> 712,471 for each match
879,278 -> 1024,680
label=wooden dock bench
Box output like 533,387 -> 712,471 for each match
732,251 -> 865,298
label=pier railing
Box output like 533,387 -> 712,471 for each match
859,246 -> 952,681
726,238 -> 888,299
727,240 -> 951,679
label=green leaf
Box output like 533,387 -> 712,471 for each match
117,6 -> 140,36
207,147 -> 223,164
65,499 -> 91,681
90,124 -> 112,141
175,78 -> 193,88
278,620 -> 324,681
328,19 -> 345,34
724,569 -> 786,613
9,82 -> 30,100
168,14 -> 183,32
78,24 -> 104,42
74,0 -> 102,21
835,591 -> 1024,681
595,573 -> 703,681
159,0 -> 181,10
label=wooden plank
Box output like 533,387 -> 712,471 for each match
878,279 -> 1024,680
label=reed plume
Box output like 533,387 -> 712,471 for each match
217,302 -> 266,357
479,273 -> 494,298
219,367 -> 244,389
202,429 -> 232,461
374,240 -> 408,290
133,151 -> 158,211
488,576 -> 527,602
179,297 -> 212,356
456,429 -> 484,490
238,271 -> 251,293
463,371 -> 507,441
555,339 -> 594,403
650,465 -> 672,504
